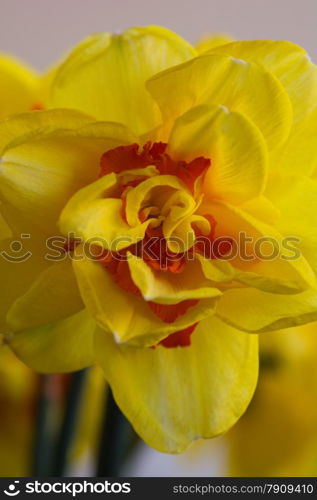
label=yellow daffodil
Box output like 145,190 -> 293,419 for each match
1,26 -> 317,453
0,52 -> 56,239
227,323 -> 317,476
0,54 -> 39,119
0,53 -> 61,476
0,345 -> 38,476
0,53 -> 54,119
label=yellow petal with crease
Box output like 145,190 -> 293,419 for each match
209,41 -> 317,176
209,40 -> 317,124
0,233 -> 49,331
265,174 -> 317,274
147,52 -> 292,150
50,26 -> 196,135
127,253 -> 222,304
59,174 -> 151,251
198,255 -> 305,295
168,104 -> 267,203
200,201 -> 316,292
0,109 -> 92,153
95,316 -> 258,452
216,288 -> 317,332
0,110 -> 136,234
8,309 -> 96,373
73,249 -> 218,347
7,259 -> 83,332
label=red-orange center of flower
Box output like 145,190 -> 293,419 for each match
99,141 -> 210,190
98,143 -> 216,348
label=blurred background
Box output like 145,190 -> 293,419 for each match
0,0 -> 316,69
1,0 -> 317,477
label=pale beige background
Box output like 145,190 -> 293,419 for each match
0,0 -> 316,70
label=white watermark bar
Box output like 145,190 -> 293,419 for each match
0,477 -> 315,499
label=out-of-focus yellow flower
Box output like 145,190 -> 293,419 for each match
0,54 -> 54,118
0,54 -> 43,242
0,345 -> 104,476
196,34 -> 234,53
69,366 -> 106,465
0,54 -> 39,119
0,345 -> 38,476
0,53 -> 61,477
227,323 -> 317,476
0,26 -> 317,452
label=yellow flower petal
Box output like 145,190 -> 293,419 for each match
276,106 -> 317,177
195,34 -> 234,54
147,52 -> 292,151
8,309 -> 96,373
73,249 -> 218,347
266,174 -> 317,274
0,108 -> 92,152
209,41 -> 317,176
59,173 -> 151,251
0,200 -> 44,251
95,316 -> 258,452
216,287 -> 317,332
7,260 -> 83,332
209,40 -> 317,124
0,54 -> 38,119
69,365 -> 106,462
240,195 -> 280,225
0,345 -> 37,476
38,63 -> 58,106
197,255 -> 305,295
0,232 -> 49,331
168,104 -> 267,203
228,323 -> 317,476
0,110 -> 136,234
125,174 -> 188,227
200,200 -> 316,292
0,209 -> 12,240
50,26 -> 196,135
127,253 -> 222,304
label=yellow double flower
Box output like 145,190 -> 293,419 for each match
1,27 -> 317,453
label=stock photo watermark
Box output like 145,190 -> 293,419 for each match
0,231 -> 302,265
